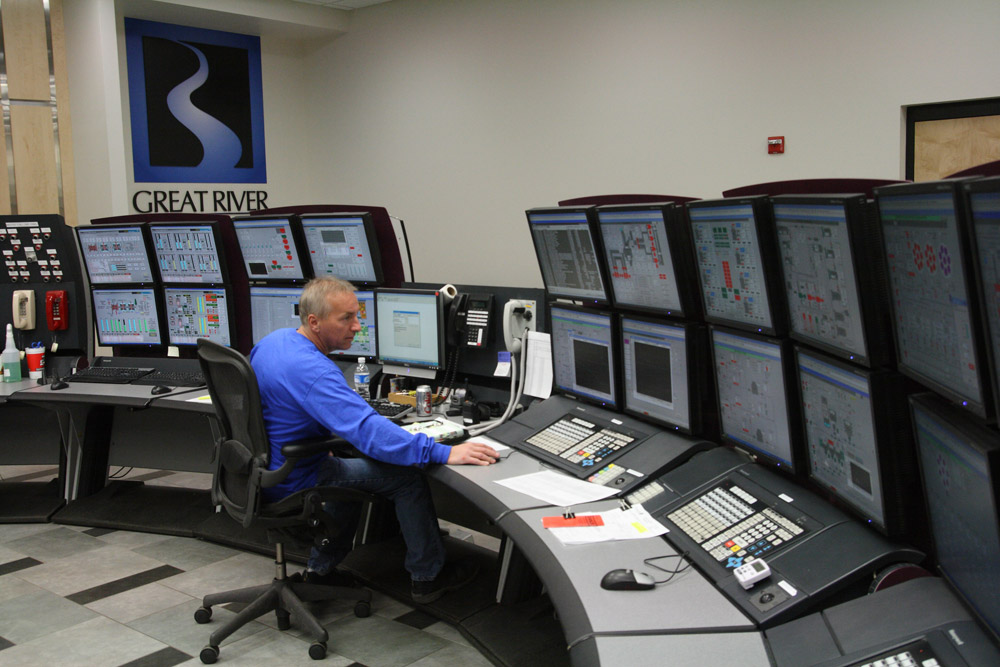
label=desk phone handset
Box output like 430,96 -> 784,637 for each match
447,292 -> 494,348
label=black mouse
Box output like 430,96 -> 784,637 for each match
50,380 -> 69,390
600,568 -> 655,591
150,385 -> 172,395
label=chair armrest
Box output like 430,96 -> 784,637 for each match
258,435 -> 351,489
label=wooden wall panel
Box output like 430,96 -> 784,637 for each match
2,0 -> 51,102
913,115 -> 1000,181
50,0 -> 76,225
0,116 -> 10,215
10,105 -> 60,213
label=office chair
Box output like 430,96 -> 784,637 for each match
193,339 -> 374,663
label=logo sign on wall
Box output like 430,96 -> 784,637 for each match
124,18 -> 266,186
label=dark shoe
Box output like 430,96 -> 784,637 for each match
411,558 -> 480,604
303,569 -> 357,588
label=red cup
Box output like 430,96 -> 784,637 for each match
26,347 -> 45,379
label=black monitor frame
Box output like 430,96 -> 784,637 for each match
374,287 -> 445,380
526,205 -> 612,307
162,285 -> 237,348
75,223 -> 157,287
687,196 -> 788,336
548,301 -> 622,410
89,286 -> 165,350
875,179 -> 996,423
300,212 -> 385,288
231,214 -> 311,284
709,325 -> 802,474
771,193 -> 894,368
595,203 -> 701,319
147,220 -> 230,286
795,345 -> 922,538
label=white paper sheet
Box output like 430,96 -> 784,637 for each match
494,470 -> 617,506
546,505 -> 669,545
523,330 -> 552,398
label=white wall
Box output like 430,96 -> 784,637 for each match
64,0 -> 1000,288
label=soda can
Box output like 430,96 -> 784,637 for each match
415,385 -> 433,417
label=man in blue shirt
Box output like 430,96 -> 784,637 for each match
250,276 -> 498,603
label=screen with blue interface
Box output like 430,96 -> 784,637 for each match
527,208 -> 609,304
249,286 -> 302,344
92,288 -> 162,346
712,328 -> 795,469
375,289 -> 443,372
301,216 -> 381,285
690,203 -> 775,332
911,394 -> 1000,638
621,316 -> 690,430
968,186 -> 1000,416
164,287 -> 232,346
233,217 -> 306,281
149,224 -> 226,284
877,188 -> 985,415
77,225 -> 156,284
597,207 -> 683,314
550,305 -> 617,408
330,290 -> 376,358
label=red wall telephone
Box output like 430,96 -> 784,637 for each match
46,290 -> 68,330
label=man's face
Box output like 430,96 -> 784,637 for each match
312,291 -> 361,354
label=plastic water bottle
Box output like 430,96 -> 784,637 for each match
353,357 -> 370,400
2,324 -> 21,383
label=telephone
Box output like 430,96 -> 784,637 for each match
502,299 -> 536,353
12,290 -> 35,329
46,290 -> 68,331
447,292 -> 494,348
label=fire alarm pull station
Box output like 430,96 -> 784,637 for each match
768,136 -> 785,154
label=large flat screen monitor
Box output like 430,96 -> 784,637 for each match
249,285 -> 302,345
91,287 -> 163,347
232,215 -> 308,282
149,222 -> 227,284
76,224 -> 156,285
526,206 -> 611,306
549,303 -> 619,410
772,194 -> 893,368
301,213 -> 384,286
875,180 -> 995,422
163,286 -> 233,347
375,287 -> 444,380
711,326 -> 799,472
329,289 -> 377,360
620,315 -> 711,435
688,197 -> 787,335
963,176 -> 1000,422
596,203 -> 700,318
910,393 -> 1000,640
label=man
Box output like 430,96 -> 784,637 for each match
250,276 -> 498,603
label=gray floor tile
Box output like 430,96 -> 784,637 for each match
157,551 -> 279,598
423,619 -> 475,648
323,614 -> 450,667
85,581 -> 196,624
134,534 -> 246,572
0,615 -> 168,667
128,598 -> 269,655
0,523 -> 58,543
0,588 -> 97,643
408,641 -> 496,667
3,525 -> 104,562
0,573 -> 44,604
16,543 -> 171,596
204,626 -> 355,666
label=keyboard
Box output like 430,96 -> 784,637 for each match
131,371 -> 206,387
67,366 -> 155,384
367,398 -> 413,420
850,638 -> 941,667
523,415 -> 641,476
666,483 -> 806,570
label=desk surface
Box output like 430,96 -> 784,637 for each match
571,632 -> 770,667
0,378 -> 39,402
10,380 -> 204,408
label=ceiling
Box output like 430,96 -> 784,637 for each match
287,0 -> 393,9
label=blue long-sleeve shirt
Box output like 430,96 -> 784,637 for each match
249,328 -> 451,500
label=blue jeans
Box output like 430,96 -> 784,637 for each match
309,455 -> 446,582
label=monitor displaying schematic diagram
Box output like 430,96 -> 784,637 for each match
249,286 -> 302,345
526,206 -> 611,306
163,286 -> 233,347
76,225 -> 156,285
91,287 -> 163,347
301,213 -> 384,286
232,216 -> 308,282
149,223 -> 227,284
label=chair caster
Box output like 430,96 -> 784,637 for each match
200,645 -> 220,664
194,606 -> 212,624
354,600 -> 371,618
309,641 -> 327,660
276,609 -> 291,631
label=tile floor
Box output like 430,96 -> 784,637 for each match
0,466 -> 498,667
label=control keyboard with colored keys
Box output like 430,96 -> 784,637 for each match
522,414 -> 647,478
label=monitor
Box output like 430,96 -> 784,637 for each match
91,287 -> 163,347
797,347 -> 917,536
772,194 -> 893,368
232,215 -> 308,282
163,286 -> 233,347
711,326 -> 799,471
910,392 -> 1000,640
526,206 -> 611,306
687,197 -> 787,335
549,303 -> 619,409
596,203 -> 700,318
301,213 -> 384,286
149,222 -> 227,284
875,180 -> 995,421
375,287 -> 444,380
620,315 -> 712,435
329,289 -> 377,360
963,176 -> 1000,422
248,285 -> 302,345
76,224 -> 156,285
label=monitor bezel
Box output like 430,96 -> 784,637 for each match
595,202 -> 701,320
686,196 -> 788,336
771,193 -> 893,368
231,214 -> 312,284
147,220 -> 230,286
374,287 -> 445,377
75,223 -> 157,287
526,205 -> 613,307
874,179 -> 996,423
89,286 -> 165,349
709,324 -> 802,474
162,285 -> 238,348
547,301 -> 622,411
300,212 -> 385,288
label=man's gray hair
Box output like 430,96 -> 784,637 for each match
299,276 -> 356,325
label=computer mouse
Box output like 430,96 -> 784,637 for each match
50,380 -> 69,391
600,568 -> 656,591
150,385 -> 172,395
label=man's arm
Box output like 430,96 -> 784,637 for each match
446,440 -> 499,466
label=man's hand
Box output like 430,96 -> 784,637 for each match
447,441 -> 499,466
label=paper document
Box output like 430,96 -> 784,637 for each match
464,435 -> 510,453
523,331 -> 552,398
494,470 -> 617,506
546,505 -> 668,545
